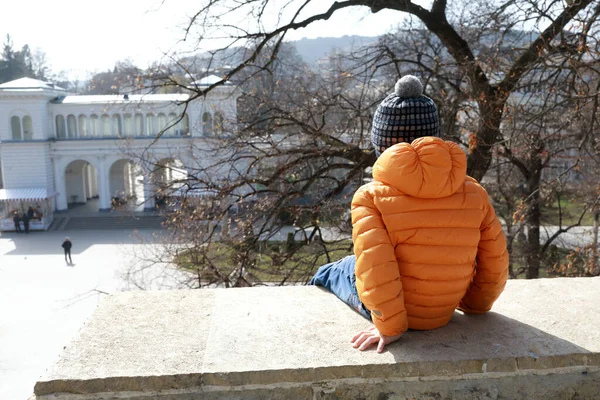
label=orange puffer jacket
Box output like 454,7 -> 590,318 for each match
352,137 -> 509,336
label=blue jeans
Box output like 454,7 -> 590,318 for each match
309,255 -> 372,321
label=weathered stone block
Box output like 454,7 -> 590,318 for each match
34,278 -> 600,399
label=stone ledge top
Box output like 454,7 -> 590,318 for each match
35,277 -> 600,396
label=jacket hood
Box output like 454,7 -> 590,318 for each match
372,137 -> 467,198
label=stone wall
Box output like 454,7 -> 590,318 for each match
34,278 -> 600,399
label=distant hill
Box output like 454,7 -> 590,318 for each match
292,35 -> 378,65
179,35 -> 379,73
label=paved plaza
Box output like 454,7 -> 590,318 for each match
0,228 -> 177,400
0,223 -> 596,399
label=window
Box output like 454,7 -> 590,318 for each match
11,116 -> 21,140
134,113 -> 144,136
67,115 -> 77,138
101,114 -> 111,136
112,114 -> 122,136
78,115 -> 89,137
167,113 -> 177,136
202,112 -> 213,136
214,112 -> 224,135
157,113 -> 167,136
167,113 -> 189,136
56,115 -> 67,138
90,114 -> 99,136
180,113 -> 189,136
22,116 -> 33,140
123,114 -> 133,136
146,113 -> 156,136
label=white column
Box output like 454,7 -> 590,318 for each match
98,156 -> 111,212
123,162 -> 129,196
143,174 -> 155,212
75,167 -> 85,204
126,162 -> 133,196
91,165 -> 99,197
54,158 -> 68,211
85,165 -> 92,201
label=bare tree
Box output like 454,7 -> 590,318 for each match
123,0 -> 600,286
171,0 -> 598,180
359,18 -> 600,278
123,40 -> 372,288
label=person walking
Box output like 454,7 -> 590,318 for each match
62,237 -> 73,265
13,213 -> 21,233
21,212 -> 30,234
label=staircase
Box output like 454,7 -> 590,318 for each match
59,215 -> 166,231
48,217 -> 67,231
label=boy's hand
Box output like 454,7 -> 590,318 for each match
351,327 -> 403,353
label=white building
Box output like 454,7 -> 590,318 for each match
0,77 -> 239,231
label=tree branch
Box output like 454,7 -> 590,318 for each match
499,0 -> 595,94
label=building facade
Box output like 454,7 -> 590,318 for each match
0,77 -> 239,230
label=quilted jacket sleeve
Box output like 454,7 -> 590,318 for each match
459,188 -> 509,314
351,185 -> 408,336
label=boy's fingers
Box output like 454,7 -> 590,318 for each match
352,327 -> 387,351
359,336 -> 379,351
352,333 -> 369,348
351,335 -> 362,347
351,329 -> 373,344
377,338 -> 385,353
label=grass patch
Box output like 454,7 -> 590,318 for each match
175,240 -> 353,284
176,236 -> 598,285
495,197 -> 594,227
542,197 -> 595,226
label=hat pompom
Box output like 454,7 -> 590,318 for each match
394,75 -> 423,98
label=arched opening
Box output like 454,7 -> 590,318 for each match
112,114 -> 122,136
11,116 -> 21,140
134,113 -> 144,136
22,116 -> 33,140
123,113 -> 133,136
56,115 -> 67,138
146,113 -> 156,136
168,112 -> 189,136
214,112 -> 224,135
78,115 -> 89,137
64,160 -> 99,211
180,113 -> 189,136
101,114 -> 111,136
167,113 -> 178,136
109,159 -> 144,211
202,112 -> 213,136
67,115 -> 77,138
90,114 -> 99,136
152,158 -> 188,210
157,113 -> 167,136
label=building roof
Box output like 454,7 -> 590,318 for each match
0,77 -> 67,92
52,93 -> 190,105
0,188 -> 58,202
168,187 -> 217,198
190,74 -> 232,87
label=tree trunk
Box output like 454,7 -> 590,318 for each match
524,154 -> 543,279
525,193 -> 541,279
467,91 -> 505,181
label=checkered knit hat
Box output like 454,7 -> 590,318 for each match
371,75 -> 440,156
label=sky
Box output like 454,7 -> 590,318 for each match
0,0 -> 425,81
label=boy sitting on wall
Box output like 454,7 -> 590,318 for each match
310,75 -> 509,353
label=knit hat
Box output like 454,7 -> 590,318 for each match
371,75 -> 440,156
